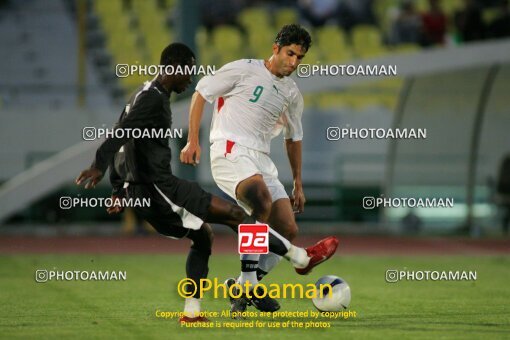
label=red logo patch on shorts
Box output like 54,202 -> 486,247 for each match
238,224 -> 269,254
224,140 -> 235,157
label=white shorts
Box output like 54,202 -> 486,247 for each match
210,140 -> 288,214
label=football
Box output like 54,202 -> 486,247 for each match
312,275 -> 351,311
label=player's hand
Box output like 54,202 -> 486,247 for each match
291,184 -> 306,214
180,141 -> 201,166
106,195 -> 124,214
75,168 -> 103,189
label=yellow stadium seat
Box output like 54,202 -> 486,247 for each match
212,26 -> 244,66
130,0 -> 171,65
135,2 -> 167,37
317,78 -> 401,111
415,0 -> 428,12
145,30 -> 174,63
317,25 -> 348,47
374,0 -> 398,34
94,0 -> 159,95
373,78 -> 403,110
347,94 -> 370,110
274,8 -> 298,28
131,0 -> 160,13
94,0 -> 123,15
212,26 -> 243,51
442,0 -> 463,15
393,43 -> 421,54
196,27 -> 218,66
302,46 -> 325,64
317,92 -> 350,110
316,26 -> 353,62
376,78 -> 403,92
352,25 -> 388,59
97,4 -> 129,33
248,27 -> 274,59
304,93 -> 320,109
199,47 -> 218,68
163,0 -> 176,9
239,8 -> 271,30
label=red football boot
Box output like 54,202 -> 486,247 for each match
295,236 -> 339,275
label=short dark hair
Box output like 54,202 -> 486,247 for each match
274,24 -> 312,52
160,43 -> 195,66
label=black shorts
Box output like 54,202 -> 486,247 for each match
126,177 -> 212,239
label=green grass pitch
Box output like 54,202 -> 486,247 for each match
1,254 -> 509,339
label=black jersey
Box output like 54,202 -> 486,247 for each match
92,80 -> 174,195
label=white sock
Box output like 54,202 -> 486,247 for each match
285,245 -> 310,269
239,254 -> 259,288
238,271 -> 258,287
258,253 -> 283,275
183,297 -> 201,318
258,225 -> 288,277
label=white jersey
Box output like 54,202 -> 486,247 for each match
196,59 -> 304,154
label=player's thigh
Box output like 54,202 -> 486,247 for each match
129,184 -> 195,239
235,174 -> 273,217
210,142 -> 258,200
133,206 -> 190,239
205,195 -> 246,231
211,141 -> 271,211
268,198 -> 298,241
258,153 -> 290,209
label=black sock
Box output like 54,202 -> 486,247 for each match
241,216 -> 289,256
256,268 -> 268,281
241,259 -> 258,272
239,254 -> 259,286
267,230 -> 289,256
185,247 -> 210,298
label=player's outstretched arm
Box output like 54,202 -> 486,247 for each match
75,167 -> 103,189
76,90 -> 161,189
180,91 -> 206,166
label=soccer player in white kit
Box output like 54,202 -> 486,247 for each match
181,24 -> 338,313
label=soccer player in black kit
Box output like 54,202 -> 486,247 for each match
76,43 -> 338,323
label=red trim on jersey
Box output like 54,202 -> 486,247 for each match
224,140 -> 235,157
217,97 -> 225,112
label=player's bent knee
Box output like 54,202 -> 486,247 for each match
230,204 -> 247,224
250,201 -> 272,223
189,224 -> 214,252
239,182 -> 272,217
255,197 -> 273,216
253,188 -> 272,212
204,224 -> 214,247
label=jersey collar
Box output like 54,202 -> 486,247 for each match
153,79 -> 171,98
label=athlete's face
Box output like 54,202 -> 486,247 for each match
164,57 -> 195,94
161,66 -> 193,94
273,44 -> 306,77
174,59 -> 195,94
174,72 -> 192,94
